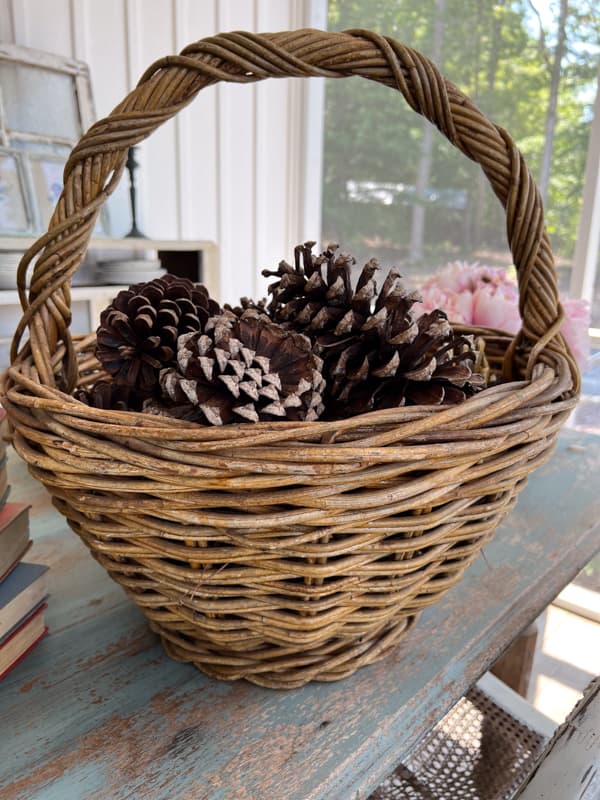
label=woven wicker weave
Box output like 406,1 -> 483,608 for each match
0,29 -> 579,688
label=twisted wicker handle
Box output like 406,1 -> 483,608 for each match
12,28 -> 577,392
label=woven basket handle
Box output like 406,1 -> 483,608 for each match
12,28 -> 577,392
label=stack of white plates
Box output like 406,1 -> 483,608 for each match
95,258 -> 166,286
0,252 -> 25,290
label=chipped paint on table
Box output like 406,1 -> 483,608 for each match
1,430 -> 599,800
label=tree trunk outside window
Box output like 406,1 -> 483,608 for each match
409,0 -> 446,264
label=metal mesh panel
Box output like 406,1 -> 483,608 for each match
371,686 -> 546,800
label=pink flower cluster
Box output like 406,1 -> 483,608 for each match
417,261 -> 590,371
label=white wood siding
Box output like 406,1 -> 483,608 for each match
0,0 -> 326,303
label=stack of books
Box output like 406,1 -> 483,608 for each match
0,406 -> 49,680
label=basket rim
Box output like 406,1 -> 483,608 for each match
1,349 -> 575,449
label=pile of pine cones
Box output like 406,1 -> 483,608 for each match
77,243 -> 487,425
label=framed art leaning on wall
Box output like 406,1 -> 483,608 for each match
0,43 -> 108,236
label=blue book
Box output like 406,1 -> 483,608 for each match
0,563 -> 49,641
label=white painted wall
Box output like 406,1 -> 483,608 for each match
0,0 -> 326,303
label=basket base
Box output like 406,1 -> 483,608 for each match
150,614 -> 420,689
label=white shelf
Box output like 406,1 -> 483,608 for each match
0,285 -> 126,304
0,238 -> 220,372
0,237 -> 220,300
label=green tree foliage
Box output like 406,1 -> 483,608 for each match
322,0 -> 600,275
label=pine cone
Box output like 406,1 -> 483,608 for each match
159,310 -> 325,425
96,275 -> 221,393
262,242 -> 418,367
263,242 -> 486,413
263,241 -> 380,335
224,296 -> 268,317
74,380 -> 147,411
341,311 -> 486,415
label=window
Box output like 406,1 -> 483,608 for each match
321,0 -> 600,324
0,45 -> 102,236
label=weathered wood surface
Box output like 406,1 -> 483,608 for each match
0,429 -> 599,800
515,676 -> 600,799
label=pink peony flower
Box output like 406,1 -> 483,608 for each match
561,297 -> 591,372
416,261 -> 591,372
422,261 -> 516,294
419,261 -> 521,332
421,261 -> 476,293
471,283 -> 521,333
417,285 -> 473,325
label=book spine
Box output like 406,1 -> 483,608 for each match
0,626 -> 48,680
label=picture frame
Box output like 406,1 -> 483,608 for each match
26,152 -> 108,236
0,43 -> 109,238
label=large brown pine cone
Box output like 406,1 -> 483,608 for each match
263,241 -> 383,338
339,310 -> 486,415
263,242 -> 486,413
159,309 -> 325,425
95,275 -> 221,393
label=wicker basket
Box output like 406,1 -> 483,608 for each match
0,29 -> 580,689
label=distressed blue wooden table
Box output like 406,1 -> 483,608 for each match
1,429 -> 599,800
